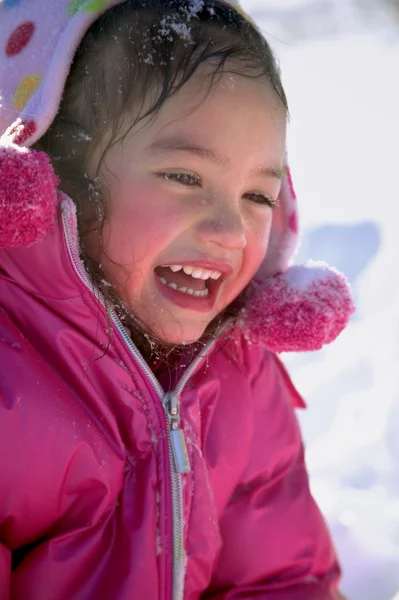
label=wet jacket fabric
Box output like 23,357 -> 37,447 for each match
0,194 -> 341,599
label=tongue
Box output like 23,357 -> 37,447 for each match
155,267 -> 206,291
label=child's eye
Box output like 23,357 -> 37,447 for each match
158,172 -> 201,187
244,192 -> 279,209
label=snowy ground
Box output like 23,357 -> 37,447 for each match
240,1 -> 399,599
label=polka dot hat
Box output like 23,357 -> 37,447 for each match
0,0 -> 249,144
0,0 -> 124,145
0,0 -> 297,267
0,0 -> 355,352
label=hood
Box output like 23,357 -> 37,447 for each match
0,0 -> 355,352
0,0 -> 298,271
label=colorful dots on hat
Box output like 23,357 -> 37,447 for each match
6,119 -> 37,146
13,74 -> 42,110
68,0 -> 107,18
3,0 -> 25,7
6,22 -> 35,56
288,211 -> 298,234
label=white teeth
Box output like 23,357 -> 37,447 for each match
169,265 -> 183,272
157,275 -> 209,297
184,288 -> 208,297
210,270 -> 222,280
191,267 -> 205,279
182,265 -> 194,276
185,266 -> 222,280
193,289 -> 208,297
161,264 -> 223,280
194,268 -> 215,280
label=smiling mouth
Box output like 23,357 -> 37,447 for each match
154,264 -> 223,298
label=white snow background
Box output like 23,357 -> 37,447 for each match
239,1 -> 399,598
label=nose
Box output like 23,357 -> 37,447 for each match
195,205 -> 247,250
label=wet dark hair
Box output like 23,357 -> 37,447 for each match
35,0 -> 288,367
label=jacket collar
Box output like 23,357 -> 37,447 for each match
0,193 -> 84,301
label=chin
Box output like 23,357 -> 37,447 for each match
150,319 -> 209,347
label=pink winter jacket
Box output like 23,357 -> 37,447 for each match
0,194 -> 341,600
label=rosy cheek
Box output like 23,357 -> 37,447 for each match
108,185 -> 158,233
100,180 -> 180,266
250,214 -> 273,256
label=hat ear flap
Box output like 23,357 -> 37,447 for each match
0,120 -> 59,250
256,164 -> 299,281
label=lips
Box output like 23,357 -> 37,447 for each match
153,260 -> 231,312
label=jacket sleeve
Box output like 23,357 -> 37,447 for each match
203,347 -> 342,599
0,542 -> 10,600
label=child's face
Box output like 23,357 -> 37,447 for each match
87,66 -> 286,345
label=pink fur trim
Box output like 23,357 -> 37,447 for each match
0,143 -> 59,249
239,263 -> 355,352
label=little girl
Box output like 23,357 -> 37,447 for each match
0,1 -> 353,599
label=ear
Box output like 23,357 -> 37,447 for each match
0,123 -> 59,249
239,262 -> 355,353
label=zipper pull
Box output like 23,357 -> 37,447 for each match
163,392 -> 191,474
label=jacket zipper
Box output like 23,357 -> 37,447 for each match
61,199 -> 230,600
111,318 -> 227,600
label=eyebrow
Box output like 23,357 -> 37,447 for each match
148,136 -> 284,181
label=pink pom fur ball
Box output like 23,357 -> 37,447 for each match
0,144 -> 59,249
240,263 -> 356,353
